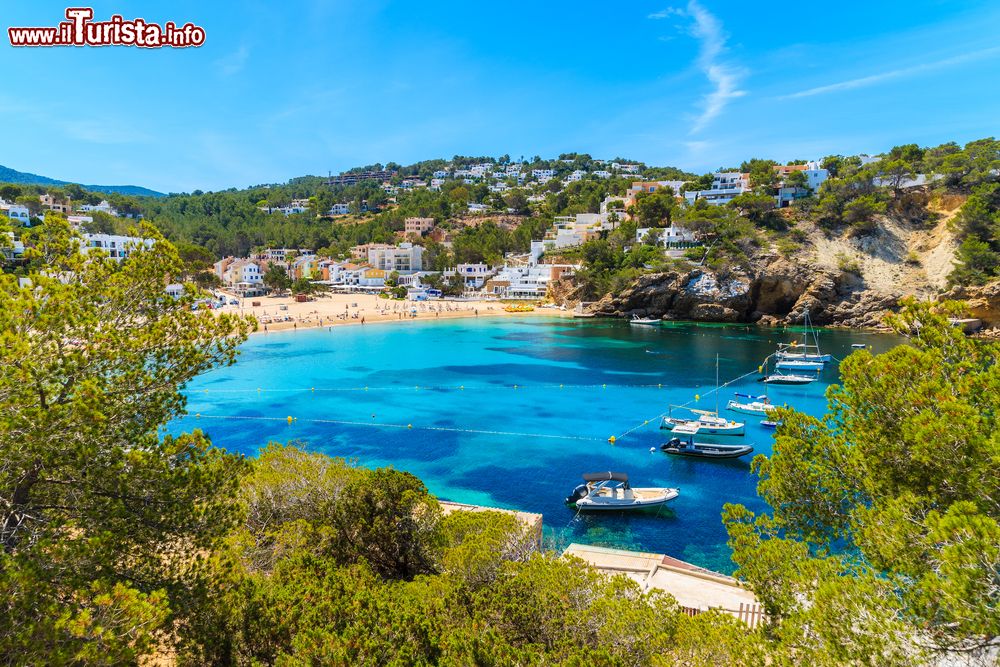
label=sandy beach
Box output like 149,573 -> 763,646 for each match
214,291 -> 569,333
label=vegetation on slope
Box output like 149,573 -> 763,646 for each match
1,217 -> 997,664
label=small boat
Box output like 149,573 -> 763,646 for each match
660,436 -> 753,460
661,409 -> 745,436
727,393 -> 778,416
850,343 -> 866,349
763,373 -> 816,385
565,472 -> 678,511
630,315 -> 661,325
775,359 -> 824,372
760,420 -> 781,429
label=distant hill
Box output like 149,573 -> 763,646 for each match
0,164 -> 164,197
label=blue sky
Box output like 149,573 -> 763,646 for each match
1,1 -> 999,193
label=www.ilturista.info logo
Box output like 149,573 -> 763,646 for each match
8,8 -> 205,48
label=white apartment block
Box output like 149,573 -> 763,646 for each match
82,233 -> 153,261
328,203 -> 350,215
532,169 -> 555,180
367,242 -> 424,273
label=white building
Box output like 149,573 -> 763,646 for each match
328,203 -> 350,216
635,226 -> 697,247
468,203 -> 488,214
489,183 -> 510,193
430,178 -> 446,190
367,242 -> 424,273
453,263 -> 497,289
433,170 -> 449,178
82,233 -> 153,261
78,200 -> 118,216
5,204 -> 31,225
683,172 -> 750,206
593,170 -> 611,179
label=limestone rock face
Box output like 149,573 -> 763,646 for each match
941,280 -> 1000,327
585,259 -> 901,328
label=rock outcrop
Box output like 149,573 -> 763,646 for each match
587,257 -> 902,328
941,280 -> 1000,327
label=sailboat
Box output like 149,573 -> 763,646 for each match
775,309 -> 832,363
662,356 -> 745,435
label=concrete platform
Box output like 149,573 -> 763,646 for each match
563,543 -> 762,624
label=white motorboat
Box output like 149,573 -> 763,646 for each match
565,472 -> 678,511
630,315 -> 661,325
763,373 -> 816,385
661,409 -> 745,436
775,359 -> 824,372
850,343 -> 866,349
727,393 -> 778,416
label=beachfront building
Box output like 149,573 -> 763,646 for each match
683,172 -> 750,206
452,263 -> 497,289
404,217 -> 436,236
485,263 -> 575,300
214,257 -> 266,295
367,242 -> 424,274
81,233 -> 153,261
351,243 -> 393,261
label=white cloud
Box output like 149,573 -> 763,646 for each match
648,8 -> 682,19
780,46 -> 1000,99
684,1 -> 746,134
650,2 -> 746,134
215,45 -> 250,77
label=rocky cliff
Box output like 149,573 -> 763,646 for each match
588,259 -> 899,328
579,199 -> 978,329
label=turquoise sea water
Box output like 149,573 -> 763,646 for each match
167,316 -> 901,573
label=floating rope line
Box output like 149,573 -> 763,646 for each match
612,365 -> 764,443
179,412 -> 603,443
188,382 -> 675,395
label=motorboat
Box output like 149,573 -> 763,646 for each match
763,373 -> 816,385
727,393 -> 778,416
630,315 -> 661,325
565,472 -> 678,511
660,435 -> 753,460
850,343 -> 866,349
661,409 -> 745,436
775,359 -> 824,372
760,420 -> 781,429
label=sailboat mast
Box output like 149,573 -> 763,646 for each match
715,354 -> 720,414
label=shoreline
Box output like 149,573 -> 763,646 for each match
213,292 -> 570,335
